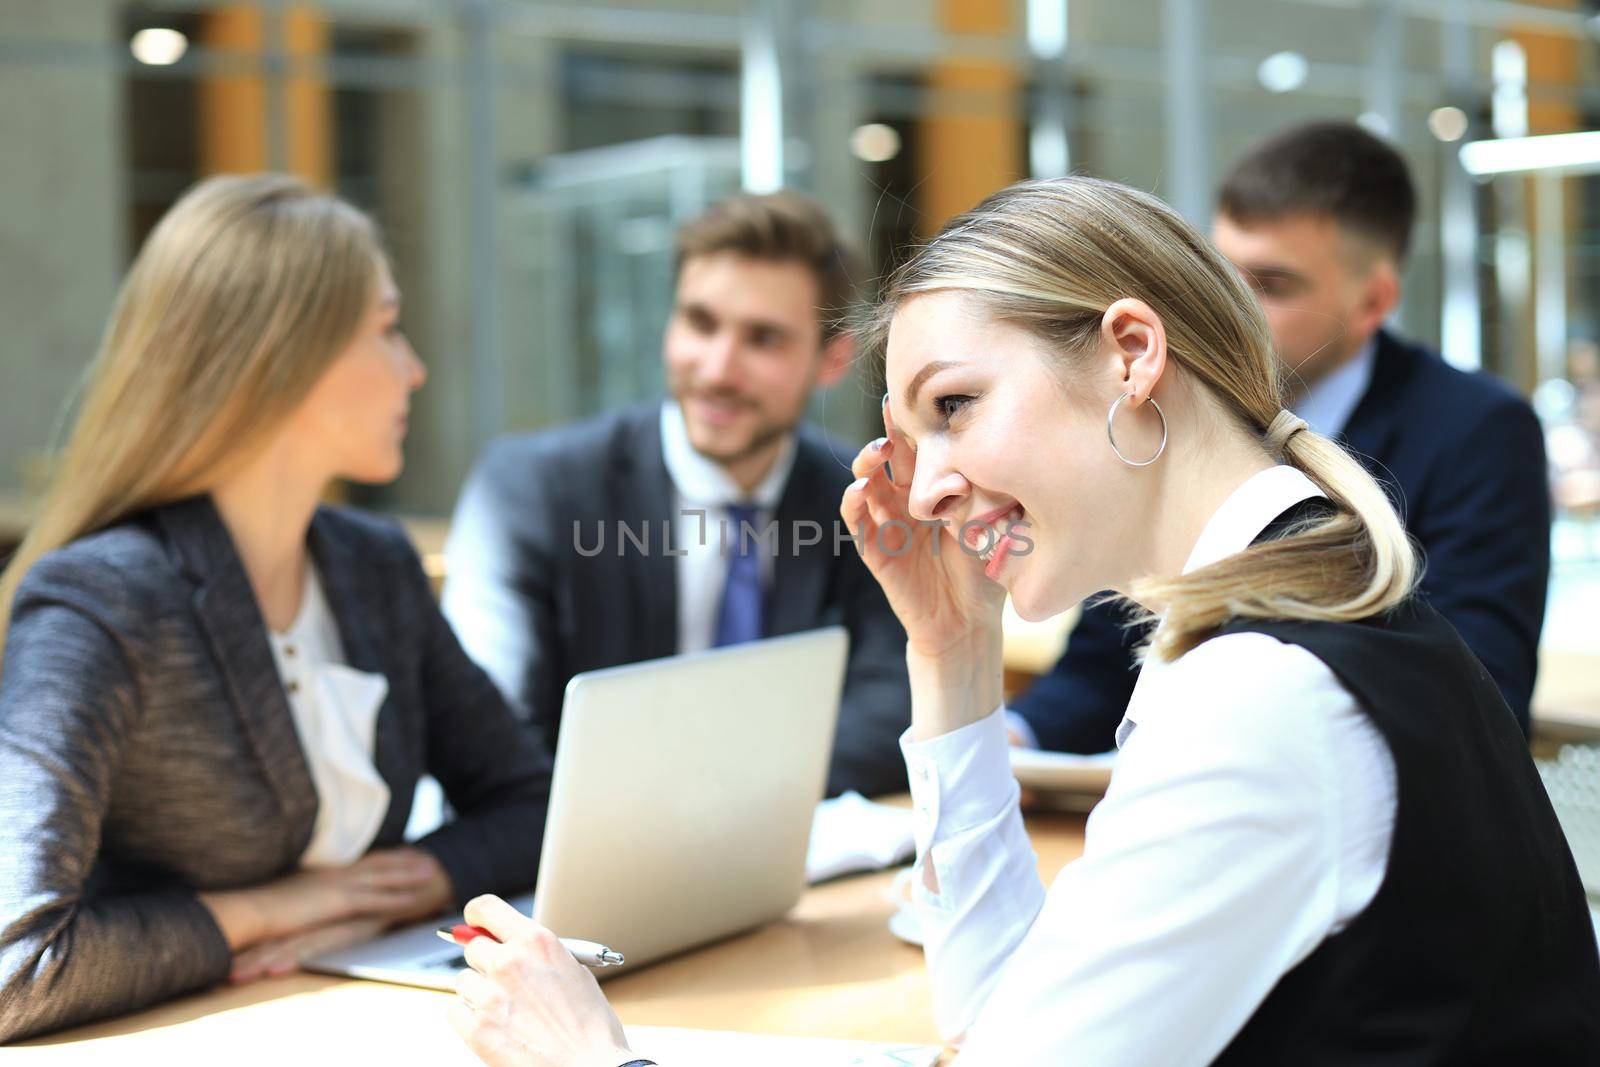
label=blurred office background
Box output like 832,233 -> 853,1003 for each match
1,0 -> 1598,664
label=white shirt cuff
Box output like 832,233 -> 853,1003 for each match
900,704 -> 1014,858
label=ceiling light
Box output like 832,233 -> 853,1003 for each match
1355,114 -> 1396,140
1257,51 -> 1308,94
850,123 -> 901,164
1460,130 -> 1600,176
1428,106 -> 1469,142
131,27 -> 188,66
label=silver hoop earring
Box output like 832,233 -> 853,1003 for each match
1106,392 -> 1168,467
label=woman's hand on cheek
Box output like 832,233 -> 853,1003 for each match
448,895 -> 633,1067
840,400 -> 1005,658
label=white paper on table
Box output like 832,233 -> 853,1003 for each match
805,790 -> 915,883
627,1025 -> 941,1066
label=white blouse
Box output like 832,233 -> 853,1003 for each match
267,565 -> 392,869
659,399 -> 797,655
900,465 -> 1399,1065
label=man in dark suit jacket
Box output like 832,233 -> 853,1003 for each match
1013,121 -> 1550,751
443,192 -> 910,796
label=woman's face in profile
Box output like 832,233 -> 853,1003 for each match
885,290 -> 1144,621
291,262 -> 426,485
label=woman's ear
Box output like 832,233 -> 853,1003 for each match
1100,297 -> 1167,405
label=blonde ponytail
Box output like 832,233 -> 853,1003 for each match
1135,422 -> 1417,660
868,176 -> 1419,660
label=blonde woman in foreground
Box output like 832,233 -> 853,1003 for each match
0,175 -> 553,1042
447,177 -> 1600,1066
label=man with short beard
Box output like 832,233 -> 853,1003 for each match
443,192 -> 911,796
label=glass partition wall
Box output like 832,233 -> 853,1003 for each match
3,0 -> 1597,522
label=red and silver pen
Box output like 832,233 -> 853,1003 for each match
436,925 -> 625,968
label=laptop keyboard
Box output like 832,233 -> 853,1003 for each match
1537,744 -> 1600,901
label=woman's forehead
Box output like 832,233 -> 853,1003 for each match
885,294 -> 975,372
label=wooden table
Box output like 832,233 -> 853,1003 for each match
1532,647 -> 1600,753
15,811 -> 1090,1063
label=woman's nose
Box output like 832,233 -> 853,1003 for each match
908,462 -> 968,525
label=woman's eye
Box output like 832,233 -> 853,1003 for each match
935,394 -> 974,420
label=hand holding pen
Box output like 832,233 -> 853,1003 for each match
447,895 -> 635,1067
438,925 -> 624,968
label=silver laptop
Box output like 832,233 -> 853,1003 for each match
305,626 -> 848,989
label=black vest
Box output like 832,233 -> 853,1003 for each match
1209,596 -> 1600,1064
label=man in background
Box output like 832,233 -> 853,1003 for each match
443,191 -> 910,796
1013,120 -> 1550,750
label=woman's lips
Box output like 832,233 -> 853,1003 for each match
985,533 -> 1017,581
964,502 -> 1025,552
953,501 -> 1028,582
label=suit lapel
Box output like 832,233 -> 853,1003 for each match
1340,329 -> 1408,469
769,442 -> 829,637
158,496 -> 317,860
616,404 -> 679,660
308,511 -> 406,830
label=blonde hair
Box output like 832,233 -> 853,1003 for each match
0,174 -> 385,652
867,176 -> 1417,661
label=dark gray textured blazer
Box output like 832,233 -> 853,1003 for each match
0,496 -> 553,1043
443,400 -> 911,798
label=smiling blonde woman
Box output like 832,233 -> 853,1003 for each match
440,176 -> 1600,1067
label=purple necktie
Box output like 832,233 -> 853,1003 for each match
713,503 -> 764,647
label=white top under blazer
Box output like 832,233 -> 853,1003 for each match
266,564 -> 391,869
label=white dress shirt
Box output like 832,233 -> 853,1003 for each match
267,565 -> 392,869
1292,336 -> 1376,439
901,465 -> 1398,1065
658,400 -> 797,654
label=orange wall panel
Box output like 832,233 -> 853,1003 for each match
917,0 -> 1024,237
